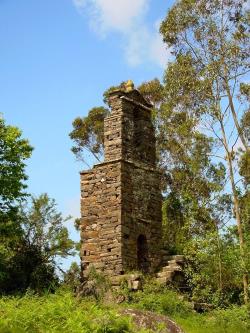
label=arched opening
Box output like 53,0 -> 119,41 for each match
137,234 -> 149,273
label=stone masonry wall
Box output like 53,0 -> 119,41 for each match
80,161 -> 123,277
104,90 -> 156,166
80,86 -> 162,278
121,161 -> 162,273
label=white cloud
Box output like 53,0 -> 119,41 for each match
73,0 -> 86,10
72,0 -> 171,68
125,26 -> 150,67
149,31 -> 170,68
124,25 -> 170,68
73,0 -> 148,34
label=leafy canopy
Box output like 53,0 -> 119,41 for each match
0,116 -> 33,212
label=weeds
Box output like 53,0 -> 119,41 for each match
0,290 -> 138,333
0,283 -> 249,333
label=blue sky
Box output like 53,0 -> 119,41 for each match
0,0 -> 174,267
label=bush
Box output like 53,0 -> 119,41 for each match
121,277 -> 250,333
0,241 -> 59,295
63,262 -> 81,292
77,266 -> 111,301
124,278 -> 192,318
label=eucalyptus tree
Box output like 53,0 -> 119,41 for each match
160,0 -> 250,303
69,106 -> 109,166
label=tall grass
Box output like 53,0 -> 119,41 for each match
0,287 -> 249,333
0,290 -> 144,333
176,305 -> 250,333
124,282 -> 250,333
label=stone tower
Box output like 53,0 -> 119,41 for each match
80,84 -> 162,278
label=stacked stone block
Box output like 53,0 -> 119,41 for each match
80,86 -> 162,278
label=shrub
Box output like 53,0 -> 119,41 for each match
124,278 -> 192,318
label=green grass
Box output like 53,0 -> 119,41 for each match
125,286 -> 250,333
175,305 -> 250,333
0,288 -> 249,333
0,290 -> 145,333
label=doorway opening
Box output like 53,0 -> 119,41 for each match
137,234 -> 149,273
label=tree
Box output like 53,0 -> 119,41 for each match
184,227 -> 243,306
0,116 -> 33,213
22,194 -> 76,274
0,193 -> 76,294
69,107 -> 109,165
0,234 -> 59,294
0,116 -> 33,293
160,0 -> 250,303
137,80 -> 227,259
63,261 -> 81,291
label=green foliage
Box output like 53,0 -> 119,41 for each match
159,110 -> 227,251
0,116 -> 34,294
103,82 -> 126,106
160,0 -> 250,303
19,193 -> 75,292
0,240 -> 59,294
69,107 -> 109,164
63,262 -> 81,291
0,116 -> 33,212
69,80 -> 163,165
0,194 -> 75,294
120,278 -> 250,333
176,305 -> 250,333
239,151 -> 250,185
68,0 -> 250,303
127,281 -> 192,318
137,78 -> 165,108
0,290 -> 138,333
79,266 -> 112,301
162,193 -> 185,253
163,54 -> 212,114
0,285 -> 249,333
240,83 -> 250,102
152,65 -> 227,251
160,0 -> 249,69
22,193 -> 76,262
183,229 -> 244,306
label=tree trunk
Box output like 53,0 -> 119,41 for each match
214,222 -> 223,291
220,119 -> 249,303
225,85 -> 249,151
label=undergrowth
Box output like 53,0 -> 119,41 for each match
121,279 -> 250,333
0,282 -> 249,333
0,290 -> 145,333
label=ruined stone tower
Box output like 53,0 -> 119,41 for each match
80,84 -> 162,278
